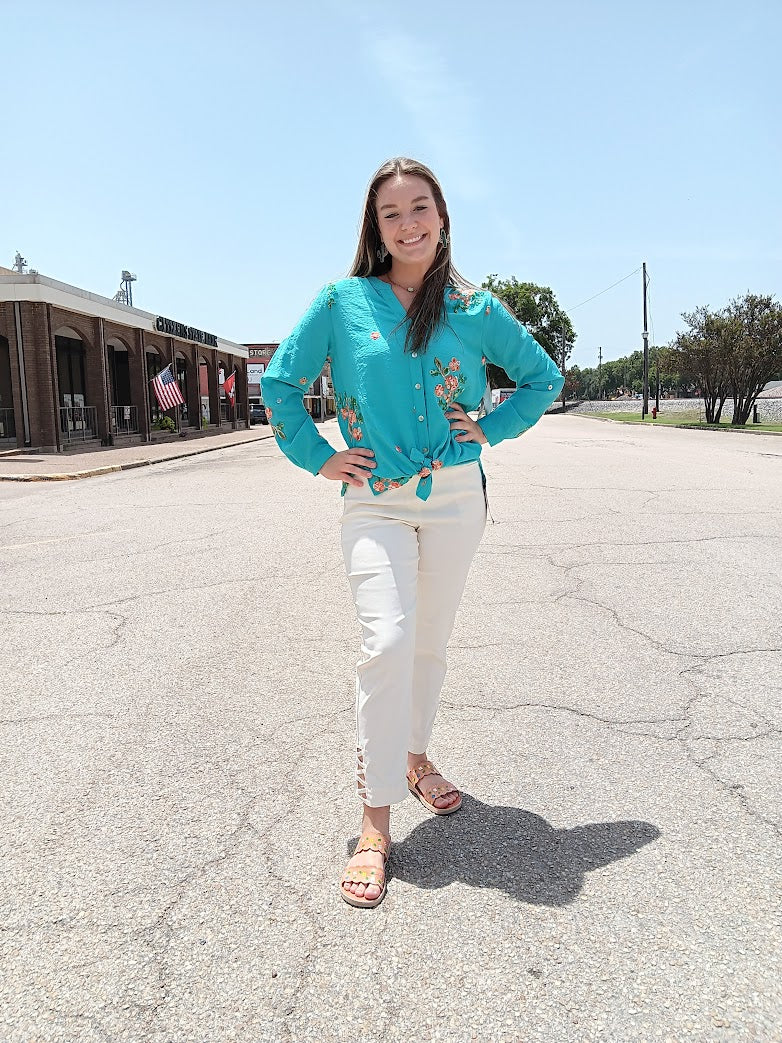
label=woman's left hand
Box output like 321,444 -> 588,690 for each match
446,403 -> 488,445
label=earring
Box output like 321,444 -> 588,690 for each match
439,228 -> 449,249
377,241 -> 388,262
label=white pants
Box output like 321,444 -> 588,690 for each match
340,461 -> 486,807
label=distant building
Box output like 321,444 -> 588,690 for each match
243,341 -> 334,419
244,343 -> 280,402
0,268 -> 250,451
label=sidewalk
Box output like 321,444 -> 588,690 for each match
0,425 -> 275,481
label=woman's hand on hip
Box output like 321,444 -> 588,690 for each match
319,448 -> 376,487
446,404 -> 488,445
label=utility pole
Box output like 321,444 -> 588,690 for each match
655,348 -> 660,411
641,262 -> 650,418
598,345 -> 603,401
560,325 -> 567,408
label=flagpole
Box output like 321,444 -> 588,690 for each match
172,360 -> 180,434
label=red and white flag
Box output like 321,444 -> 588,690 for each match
151,364 -> 185,410
224,369 -> 236,405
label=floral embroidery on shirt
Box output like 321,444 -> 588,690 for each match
432,459 -> 443,470
430,356 -> 466,410
370,331 -> 380,340
299,377 -> 308,385
266,407 -> 285,438
449,289 -> 475,313
336,392 -> 364,443
371,475 -> 411,494
326,283 -> 336,309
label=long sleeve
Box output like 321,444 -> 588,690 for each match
261,284 -> 337,476
477,294 -> 565,447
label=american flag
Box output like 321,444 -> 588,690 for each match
151,365 -> 185,410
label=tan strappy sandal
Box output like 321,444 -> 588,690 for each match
339,830 -> 390,909
406,760 -> 462,815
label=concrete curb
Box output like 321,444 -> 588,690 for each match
570,413 -> 782,436
0,432 -> 273,483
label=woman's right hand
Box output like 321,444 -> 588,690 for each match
319,449 -> 376,487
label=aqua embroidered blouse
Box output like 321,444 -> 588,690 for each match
261,277 -> 564,500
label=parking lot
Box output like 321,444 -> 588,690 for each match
1,414 -> 780,1042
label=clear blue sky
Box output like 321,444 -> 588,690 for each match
3,0 -> 780,368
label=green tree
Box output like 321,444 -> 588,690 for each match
665,295 -> 782,425
481,275 -> 575,389
576,347 -> 684,400
664,306 -> 733,423
563,364 -> 583,399
725,293 -> 782,425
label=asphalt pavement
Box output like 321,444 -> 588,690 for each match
1,415 -> 780,1043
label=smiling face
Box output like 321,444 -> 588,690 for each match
375,174 -> 444,275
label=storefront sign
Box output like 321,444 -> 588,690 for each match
248,363 -> 265,384
155,316 -> 218,347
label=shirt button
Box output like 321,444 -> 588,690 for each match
411,352 -> 418,358
415,383 -> 421,390
423,447 -> 429,453
548,384 -> 553,390
277,398 -> 282,403
418,416 -> 424,422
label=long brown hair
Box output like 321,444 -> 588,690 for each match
348,157 -> 472,355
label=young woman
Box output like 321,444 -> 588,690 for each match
261,157 -> 564,908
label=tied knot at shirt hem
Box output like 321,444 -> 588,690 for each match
410,448 -> 433,500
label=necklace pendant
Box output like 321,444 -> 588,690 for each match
407,286 -> 414,293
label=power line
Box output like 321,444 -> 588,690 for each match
565,266 -> 642,312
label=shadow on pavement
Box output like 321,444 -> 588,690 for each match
351,794 -> 660,906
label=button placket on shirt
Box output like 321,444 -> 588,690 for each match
411,354 -> 428,450
409,350 -> 435,499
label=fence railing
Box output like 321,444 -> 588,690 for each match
0,407 -> 15,441
110,404 -> 139,435
59,405 -> 97,443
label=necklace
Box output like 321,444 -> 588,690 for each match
383,274 -> 420,294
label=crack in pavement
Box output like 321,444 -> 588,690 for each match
1,606 -> 132,673
673,660 -> 782,839
556,587 -> 781,661
444,639 -> 782,840
87,706 -> 352,1040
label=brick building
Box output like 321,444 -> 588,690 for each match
0,268 -> 250,451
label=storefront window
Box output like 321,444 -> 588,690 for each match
55,336 -> 87,406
